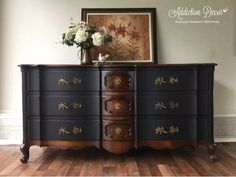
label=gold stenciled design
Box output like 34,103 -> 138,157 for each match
58,126 -> 82,135
155,125 -> 179,135
58,101 -> 82,110
154,76 -> 179,86
57,77 -> 81,86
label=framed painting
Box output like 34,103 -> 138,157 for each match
82,8 -> 157,63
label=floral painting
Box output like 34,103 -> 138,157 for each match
82,9 -> 156,63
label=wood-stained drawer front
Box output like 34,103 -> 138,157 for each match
102,71 -> 134,91
28,94 -> 99,116
102,95 -> 134,116
138,119 -> 196,140
137,69 -> 197,91
27,68 -> 99,91
102,120 -> 134,141
137,94 -> 196,115
28,120 -> 100,140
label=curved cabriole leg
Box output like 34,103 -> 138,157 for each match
208,143 -> 217,162
20,144 -> 29,163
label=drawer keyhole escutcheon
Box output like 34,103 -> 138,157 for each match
155,126 -> 179,135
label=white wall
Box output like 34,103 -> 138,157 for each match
0,0 -> 236,142
234,1 -> 236,57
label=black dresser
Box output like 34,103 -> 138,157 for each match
19,64 -> 217,163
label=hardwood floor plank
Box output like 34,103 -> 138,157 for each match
65,150 -> 87,176
158,150 -> 184,176
146,150 -> 162,176
124,156 -> 140,176
180,148 -> 210,176
157,164 -> 175,176
41,150 -> 69,176
171,150 -> 200,176
19,146 -> 47,176
115,155 -> 127,176
1,143 -> 236,176
36,147 -> 59,172
0,151 -> 20,175
135,150 -> 152,176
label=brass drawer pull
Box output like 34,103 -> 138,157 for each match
58,77 -> 82,86
154,76 -> 178,86
58,126 -> 82,135
155,125 -> 179,135
114,77 -> 122,86
58,101 -> 82,110
155,101 -> 179,110
114,126 -> 122,135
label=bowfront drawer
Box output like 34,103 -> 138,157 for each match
138,119 -> 196,140
28,120 -> 100,140
102,71 -> 134,91
102,95 -> 134,116
137,68 -> 197,91
137,94 -> 196,115
28,94 -> 99,116
27,68 -> 99,91
102,120 -> 134,141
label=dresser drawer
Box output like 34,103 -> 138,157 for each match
28,120 -> 100,140
102,95 -> 134,116
198,94 -> 209,115
28,94 -> 99,116
102,120 -> 134,141
137,94 -> 196,115
27,68 -> 99,91
28,116 -> 99,120
138,119 -> 196,140
102,71 -> 134,91
137,69 -> 197,91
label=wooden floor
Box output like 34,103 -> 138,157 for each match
0,143 -> 236,176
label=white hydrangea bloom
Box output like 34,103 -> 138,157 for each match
65,30 -> 74,41
92,32 -> 103,46
75,29 -> 88,43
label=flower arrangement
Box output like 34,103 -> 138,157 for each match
62,21 -> 112,50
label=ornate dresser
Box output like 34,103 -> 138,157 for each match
19,63 -> 217,163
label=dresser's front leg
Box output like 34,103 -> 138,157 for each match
20,144 -> 29,163
208,143 -> 217,162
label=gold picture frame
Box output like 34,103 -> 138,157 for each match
82,8 -> 157,64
